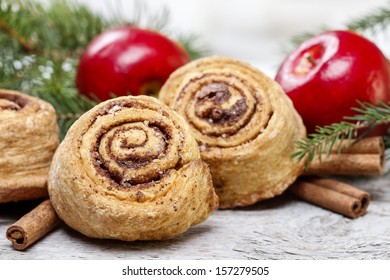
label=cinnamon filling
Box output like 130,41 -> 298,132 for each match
0,92 -> 30,110
0,99 -> 21,111
91,120 -> 176,187
195,83 -> 248,125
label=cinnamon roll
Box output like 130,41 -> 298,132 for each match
0,89 -> 59,203
48,95 -> 218,241
159,56 -> 306,208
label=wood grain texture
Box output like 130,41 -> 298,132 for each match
1,172 -> 390,260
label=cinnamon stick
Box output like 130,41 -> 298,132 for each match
289,177 -> 371,219
6,199 -> 60,250
306,136 -> 385,176
323,136 -> 384,154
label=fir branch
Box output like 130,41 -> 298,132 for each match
346,6 -> 390,33
0,0 -> 208,140
25,58 -> 96,139
177,33 -> 210,60
289,4 -> 390,47
131,0 -> 171,32
293,102 -> 390,168
0,18 -> 35,52
0,0 -> 114,56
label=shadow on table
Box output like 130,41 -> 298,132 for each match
50,195 -> 295,256
0,199 -> 44,222
1,198 -> 212,258
56,194 -> 295,257
224,192 -> 295,212
59,217 -> 213,257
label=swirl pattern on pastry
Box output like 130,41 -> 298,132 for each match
0,89 -> 59,203
159,56 -> 306,208
48,95 -> 218,241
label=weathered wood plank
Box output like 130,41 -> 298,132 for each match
1,172 -> 390,259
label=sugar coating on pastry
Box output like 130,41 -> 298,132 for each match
159,56 -> 306,208
48,95 -> 218,241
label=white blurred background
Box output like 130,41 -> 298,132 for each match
68,0 -> 389,77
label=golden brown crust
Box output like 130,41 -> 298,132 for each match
48,95 -> 218,241
0,89 -> 59,203
159,56 -> 306,208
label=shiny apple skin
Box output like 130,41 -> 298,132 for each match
76,26 -> 189,101
275,30 -> 390,134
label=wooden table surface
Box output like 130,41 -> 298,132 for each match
1,172 -> 390,260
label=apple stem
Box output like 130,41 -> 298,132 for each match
305,53 -> 317,67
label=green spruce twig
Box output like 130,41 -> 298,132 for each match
0,0 -> 208,139
288,4 -> 390,168
177,33 -> 210,60
293,102 -> 390,168
289,4 -> 390,47
0,18 -> 36,52
346,6 -> 390,33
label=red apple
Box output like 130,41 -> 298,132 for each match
76,26 -> 190,101
275,30 -> 390,135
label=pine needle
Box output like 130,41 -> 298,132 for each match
289,4 -> 390,47
286,4 -> 390,167
177,33 -> 210,60
0,0 -> 207,139
293,102 -> 390,169
346,6 -> 390,33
